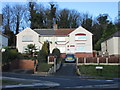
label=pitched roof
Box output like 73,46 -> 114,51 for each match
112,30 -> 120,37
34,28 -> 75,36
34,29 -> 55,36
55,29 -> 75,36
102,30 -> 120,42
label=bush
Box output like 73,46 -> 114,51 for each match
37,49 -> 47,63
52,48 -> 61,58
2,48 -> 19,64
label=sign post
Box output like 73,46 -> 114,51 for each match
95,66 -> 103,76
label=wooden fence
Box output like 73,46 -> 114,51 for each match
76,56 -> 120,65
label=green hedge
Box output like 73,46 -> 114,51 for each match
2,48 -> 19,64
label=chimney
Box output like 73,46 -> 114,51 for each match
53,24 -> 58,30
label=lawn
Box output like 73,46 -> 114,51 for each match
78,65 -> 120,77
37,63 -> 53,72
2,80 -> 22,85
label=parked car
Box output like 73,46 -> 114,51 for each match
64,54 -> 76,62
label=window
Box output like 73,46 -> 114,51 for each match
76,46 -> 85,52
22,35 -> 33,42
57,37 -> 65,41
75,33 -> 86,40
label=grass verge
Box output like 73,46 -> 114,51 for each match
2,80 -> 22,85
78,65 -> 120,78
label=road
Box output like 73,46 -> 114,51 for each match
2,63 -> 120,89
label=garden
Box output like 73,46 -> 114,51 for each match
1,41 -> 62,73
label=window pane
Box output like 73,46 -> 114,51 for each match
22,36 -> 33,42
76,46 -> 85,52
75,36 -> 86,40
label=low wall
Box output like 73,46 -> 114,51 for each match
10,60 -> 35,70
75,53 -> 93,58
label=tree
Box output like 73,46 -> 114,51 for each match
29,2 -> 37,29
69,10 -> 80,28
37,49 -> 47,63
41,41 -> 49,55
52,48 -> 61,58
12,4 -> 29,34
80,13 -> 93,32
57,9 -> 70,28
2,4 -> 29,46
25,44 -> 37,57
2,4 -> 12,34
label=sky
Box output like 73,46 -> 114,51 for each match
0,0 -> 119,22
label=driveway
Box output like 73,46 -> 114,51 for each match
53,63 -> 77,77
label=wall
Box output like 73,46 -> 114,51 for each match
16,28 -> 42,53
69,26 -> 93,55
0,34 -> 8,49
101,37 -> 120,56
10,60 -> 35,70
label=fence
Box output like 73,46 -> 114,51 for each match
76,56 -> 120,65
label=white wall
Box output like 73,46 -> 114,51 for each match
16,28 -> 42,53
69,26 -> 93,53
101,37 -> 120,55
0,34 -> 8,49
17,27 -> 93,54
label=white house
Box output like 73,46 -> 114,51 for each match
0,14 -> 8,49
0,31 -> 8,49
16,25 -> 93,57
101,31 -> 120,56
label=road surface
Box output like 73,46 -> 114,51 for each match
2,63 -> 120,89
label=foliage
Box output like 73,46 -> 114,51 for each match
52,48 -> 61,58
37,49 -> 47,63
2,2 -> 118,51
25,44 -> 37,58
37,63 -> 53,72
41,41 -> 49,55
2,4 -> 29,35
2,48 -> 19,64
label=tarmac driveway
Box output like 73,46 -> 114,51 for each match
53,63 -> 77,77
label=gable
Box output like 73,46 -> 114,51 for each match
16,27 -> 39,36
69,26 -> 93,36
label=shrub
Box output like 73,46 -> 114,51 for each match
37,49 -> 47,63
52,48 -> 61,58
2,48 -> 19,64
25,44 -> 37,58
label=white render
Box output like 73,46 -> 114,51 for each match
16,28 -> 42,53
0,34 -> 8,49
16,26 -> 93,54
101,37 -> 120,55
